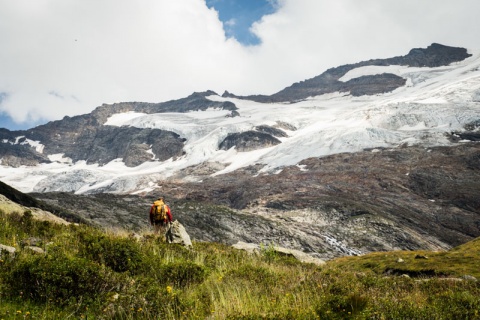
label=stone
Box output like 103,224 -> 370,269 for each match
166,220 -> 192,248
21,237 -> 42,247
461,275 -> 478,282
397,258 -> 405,263
235,43 -> 471,103
272,246 -> 326,266
232,241 -> 261,255
219,131 -> 281,152
24,246 -> 45,254
0,244 -> 16,259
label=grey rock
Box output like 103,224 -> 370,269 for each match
24,246 -> 45,254
0,244 -> 16,258
219,131 -> 281,152
0,141 -> 50,167
275,121 -> 297,131
29,143 -> 480,261
272,246 -> 326,265
397,258 -> 405,263
232,241 -> 261,255
0,91 -> 238,168
167,220 -> 192,248
255,125 -> 288,138
461,275 -> 478,282
21,237 -> 42,247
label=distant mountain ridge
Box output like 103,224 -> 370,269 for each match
0,43 -> 478,195
223,43 -> 472,102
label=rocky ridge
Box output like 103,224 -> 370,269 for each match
225,43 -> 471,102
0,91 -> 235,167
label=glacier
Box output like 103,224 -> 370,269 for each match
1,52 -> 479,194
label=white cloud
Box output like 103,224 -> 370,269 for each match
225,18 -> 237,27
0,0 -> 479,127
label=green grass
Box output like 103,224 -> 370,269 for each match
332,237 -> 480,279
1,208 -> 479,319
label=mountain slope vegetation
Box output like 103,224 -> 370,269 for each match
0,205 -> 479,319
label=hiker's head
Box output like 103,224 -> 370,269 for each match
157,196 -> 164,201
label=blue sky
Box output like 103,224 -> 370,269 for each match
205,0 -> 277,46
1,0 -> 479,131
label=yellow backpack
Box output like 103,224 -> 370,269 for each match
153,202 -> 167,222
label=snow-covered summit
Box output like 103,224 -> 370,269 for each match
1,46 -> 479,194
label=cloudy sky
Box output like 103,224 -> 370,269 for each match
1,0 -> 479,130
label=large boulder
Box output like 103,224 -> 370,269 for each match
167,220 -> 192,248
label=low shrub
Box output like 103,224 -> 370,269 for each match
4,251 -> 117,305
157,261 -> 208,287
225,264 -> 278,285
79,231 -> 143,273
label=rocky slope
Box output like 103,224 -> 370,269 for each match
31,142 -> 480,260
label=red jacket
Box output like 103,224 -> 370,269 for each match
149,200 -> 172,223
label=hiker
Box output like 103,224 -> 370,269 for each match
149,197 -> 173,240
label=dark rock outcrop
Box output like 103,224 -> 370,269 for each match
219,131 -> 281,152
255,125 -> 288,138
0,143 -> 50,167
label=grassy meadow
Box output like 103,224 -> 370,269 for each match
1,209 -> 479,319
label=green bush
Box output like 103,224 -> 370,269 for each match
4,251 -> 117,305
157,261 -> 208,287
79,232 -> 143,273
